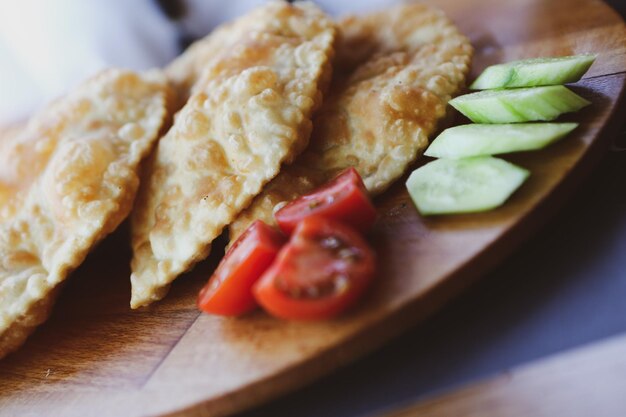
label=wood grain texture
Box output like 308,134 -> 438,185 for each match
383,334 -> 626,417
1,1 -> 625,416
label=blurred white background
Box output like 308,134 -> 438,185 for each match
0,0 -> 396,124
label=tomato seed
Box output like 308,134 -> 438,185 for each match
338,247 -> 361,261
320,236 -> 343,250
334,275 -> 350,294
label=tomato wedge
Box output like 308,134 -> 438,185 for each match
198,221 -> 285,316
274,168 -> 377,235
253,216 -> 376,320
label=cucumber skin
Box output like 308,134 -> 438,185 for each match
406,157 -> 530,216
470,55 -> 596,89
425,122 -> 578,159
449,86 -> 590,124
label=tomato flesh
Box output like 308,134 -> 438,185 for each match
198,221 -> 285,316
275,168 -> 377,235
253,216 -> 376,320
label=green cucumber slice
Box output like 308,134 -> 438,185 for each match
425,122 -> 578,159
406,157 -> 529,215
470,55 -> 596,89
449,86 -> 590,123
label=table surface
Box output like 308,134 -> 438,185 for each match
386,332 -> 626,417
234,2 -> 626,417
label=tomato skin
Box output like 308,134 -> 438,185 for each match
275,168 -> 377,235
198,221 -> 285,316
253,216 -> 376,320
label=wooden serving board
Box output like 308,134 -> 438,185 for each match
1,0 -> 625,416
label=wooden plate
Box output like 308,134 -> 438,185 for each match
1,0 -> 625,416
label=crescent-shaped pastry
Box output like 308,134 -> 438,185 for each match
230,3 -> 473,241
0,69 -> 171,358
130,1 -> 336,308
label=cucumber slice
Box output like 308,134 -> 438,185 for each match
449,86 -> 590,123
406,157 -> 529,215
425,122 -> 578,159
470,55 -> 596,89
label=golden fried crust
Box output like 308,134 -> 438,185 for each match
130,1 -> 336,308
230,4 -> 472,241
165,0 -> 335,110
0,286 -> 59,359
0,124 -> 26,221
164,11 -> 247,106
0,69 -> 170,359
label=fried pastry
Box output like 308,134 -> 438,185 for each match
130,1 -> 336,308
0,69 -> 170,358
230,3 -> 473,241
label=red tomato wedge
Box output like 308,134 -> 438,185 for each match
198,221 -> 285,316
254,216 -> 376,320
274,168 -> 377,235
